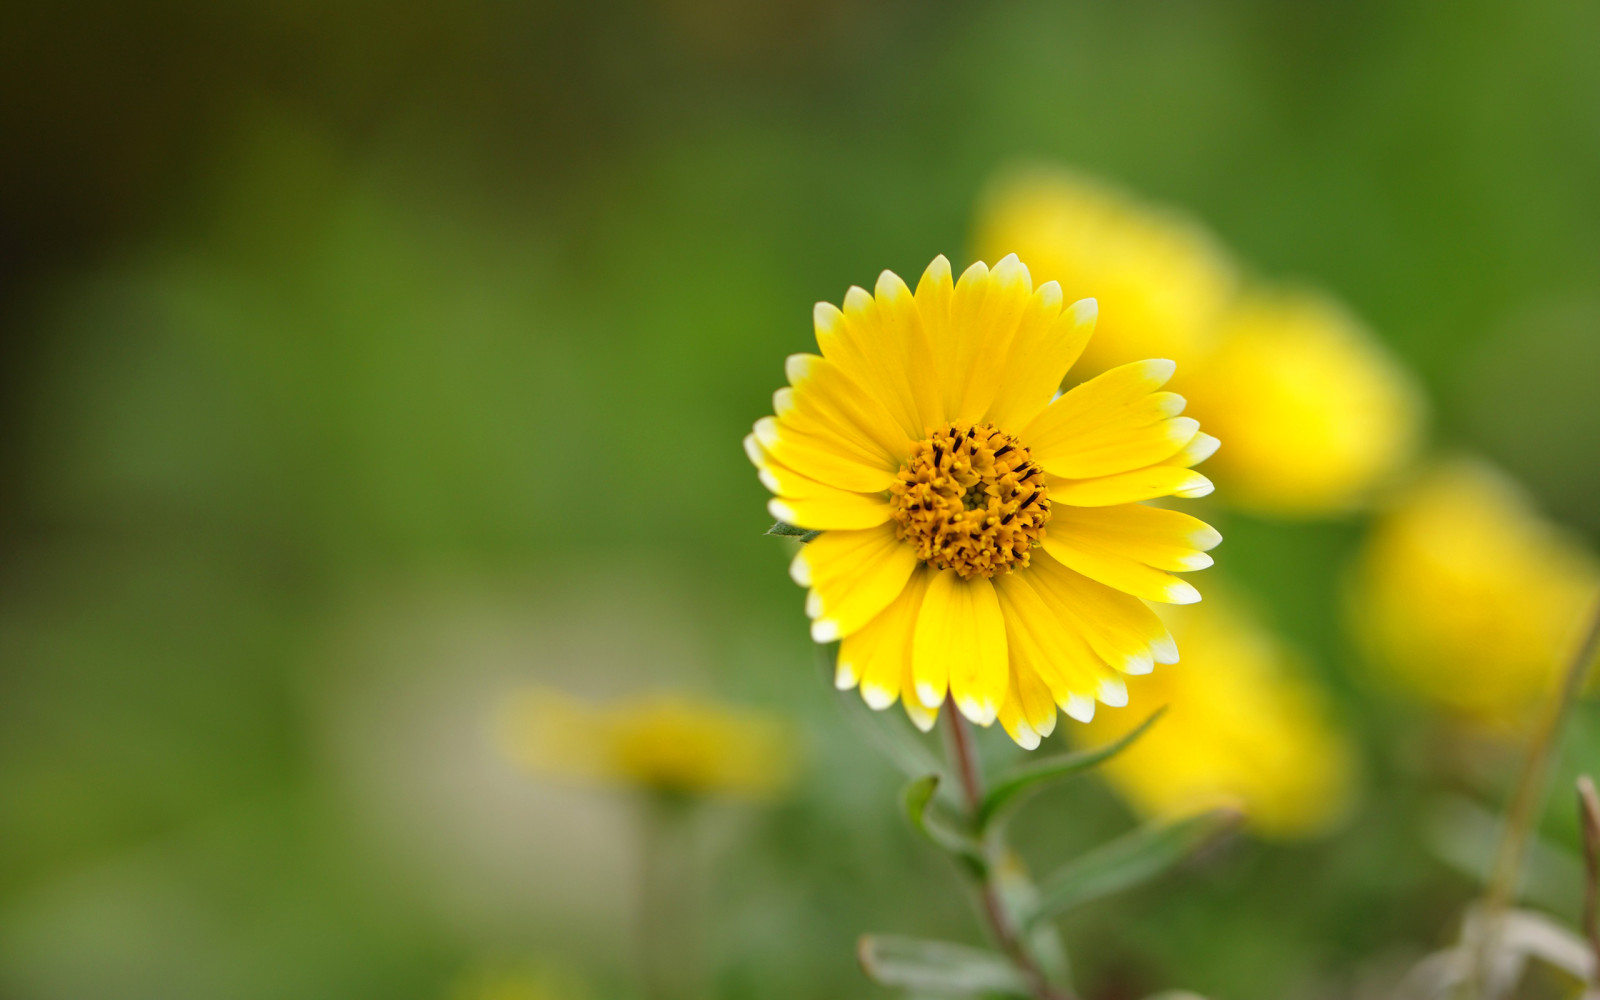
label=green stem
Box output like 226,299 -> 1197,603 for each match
1471,599 -> 1600,996
944,704 -> 1076,1000
638,793 -> 697,1000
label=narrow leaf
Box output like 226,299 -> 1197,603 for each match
857,934 -> 1030,996
1025,807 -> 1242,927
904,775 -> 987,876
978,708 -> 1166,831
766,521 -> 822,542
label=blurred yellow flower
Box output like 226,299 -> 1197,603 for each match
448,962 -> 582,1000
499,689 -> 797,799
1183,292 -> 1424,516
1350,459 -> 1600,729
972,166 -> 1426,518
1078,596 -> 1355,839
747,254 -> 1220,748
973,169 -> 1236,379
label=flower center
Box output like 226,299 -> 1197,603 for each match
889,422 -> 1050,579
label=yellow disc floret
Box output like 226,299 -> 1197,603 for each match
889,422 -> 1049,579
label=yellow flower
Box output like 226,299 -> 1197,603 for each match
1184,292 -> 1424,516
1350,459 -> 1600,729
448,962 -> 581,1000
973,167 -> 1425,518
499,689 -> 797,799
1079,596 -> 1355,839
746,253 -> 1221,749
972,168 -> 1236,380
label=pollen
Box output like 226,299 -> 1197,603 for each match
889,422 -> 1050,579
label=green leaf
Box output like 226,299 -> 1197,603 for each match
857,934 -> 1031,997
1024,807 -> 1242,928
766,521 -> 822,542
977,708 -> 1166,831
904,775 -> 987,876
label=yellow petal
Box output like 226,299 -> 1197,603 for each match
766,494 -> 890,532
754,416 -> 898,494
983,293 -> 1095,433
783,353 -> 914,463
998,671 -> 1042,750
1025,550 -> 1182,672
903,693 -> 939,732
747,434 -> 893,530
793,523 -> 920,642
949,254 -> 1034,424
1048,465 -> 1214,506
838,567 -> 930,710
1022,360 -> 1201,478
812,274 -> 945,440
993,570 -> 1115,706
1042,533 -> 1202,604
912,570 -> 1008,724
914,254 -> 957,420
1049,503 -> 1221,572
1016,659 -> 1058,738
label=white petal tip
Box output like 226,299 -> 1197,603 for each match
957,696 -> 998,727
1010,725 -> 1041,751
1122,654 -> 1155,676
860,684 -> 896,710
787,551 -> 812,587
1151,637 -> 1180,665
1175,475 -> 1215,498
914,681 -> 945,710
1064,694 -> 1097,723
810,619 -> 840,643
905,705 -> 938,732
769,499 -> 798,526
1098,678 -> 1129,708
1067,297 -> 1098,323
834,663 -> 859,690
1168,416 -> 1200,439
1146,358 -> 1178,383
1184,433 -> 1221,466
1034,712 -> 1058,739
1167,582 -> 1203,605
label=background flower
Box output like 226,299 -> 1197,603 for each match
973,166 -> 1426,519
1186,291 -> 1424,516
1076,593 -> 1356,840
499,689 -> 797,799
1350,459 -> 1600,732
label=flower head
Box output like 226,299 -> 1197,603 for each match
1350,459 -> 1600,731
499,689 -> 797,799
1185,292 -> 1423,516
748,254 -> 1221,748
1077,596 -> 1355,839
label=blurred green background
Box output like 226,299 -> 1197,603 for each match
4,2 -> 1600,998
